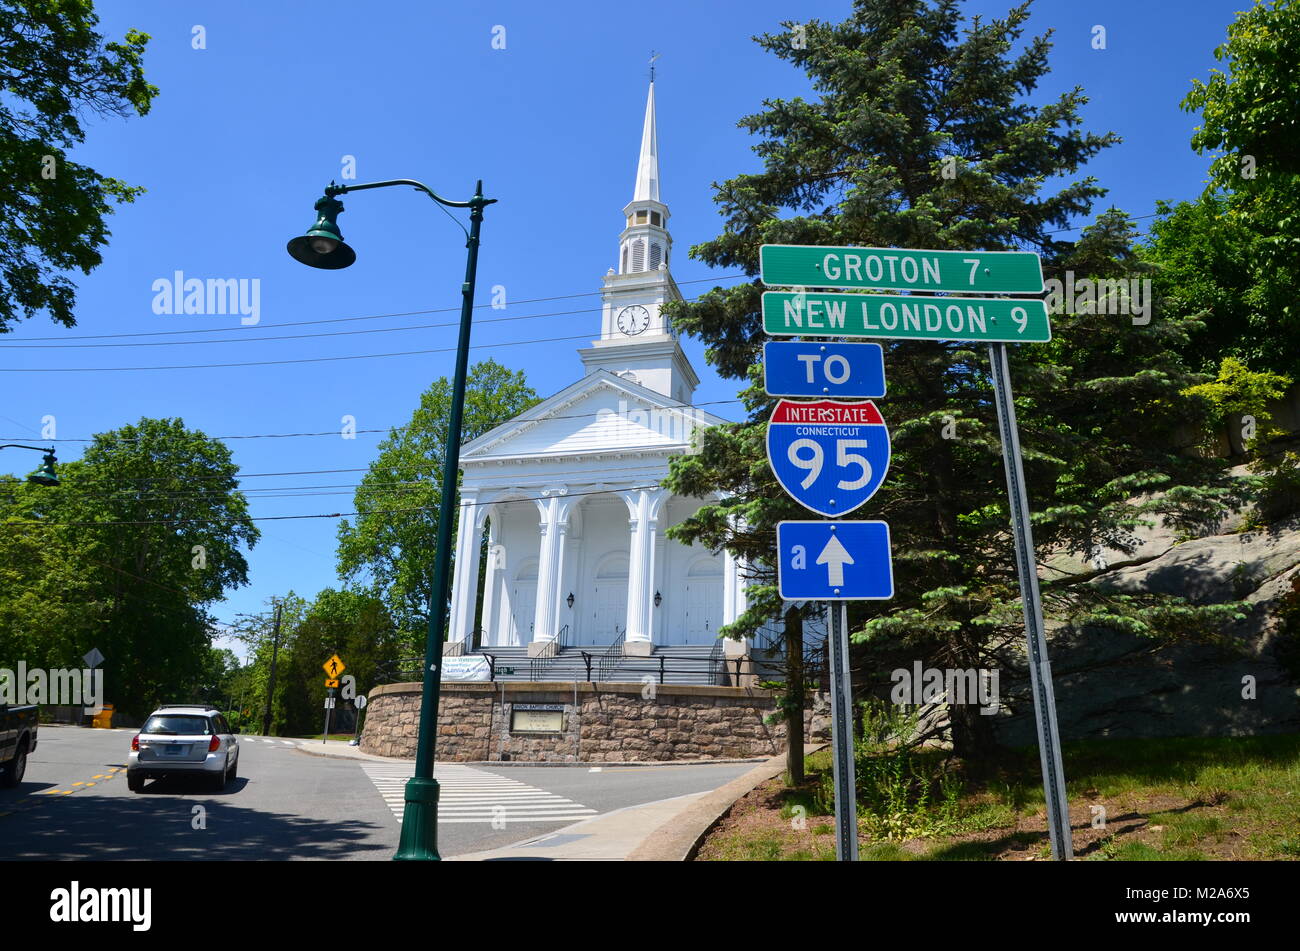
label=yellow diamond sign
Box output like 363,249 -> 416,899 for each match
323,654 -> 345,678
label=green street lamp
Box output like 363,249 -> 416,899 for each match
1,445 -> 59,486
287,177 -> 496,861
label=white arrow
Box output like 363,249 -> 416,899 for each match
816,533 -> 855,587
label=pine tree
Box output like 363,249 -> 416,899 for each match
663,0 -> 1246,760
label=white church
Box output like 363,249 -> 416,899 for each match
443,79 -> 751,672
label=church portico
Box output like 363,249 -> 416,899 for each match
451,475 -> 735,655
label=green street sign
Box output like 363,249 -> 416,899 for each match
762,291 -> 1051,343
760,245 -> 1044,294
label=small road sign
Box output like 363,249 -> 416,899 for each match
776,520 -> 894,600
760,244 -> 1044,294
323,654 -> 345,678
762,291 -> 1051,343
325,678 -> 340,688
324,697 -> 336,709
766,399 -> 890,517
82,647 -> 105,669
763,341 -> 886,399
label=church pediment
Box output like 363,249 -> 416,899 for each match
461,370 -> 726,463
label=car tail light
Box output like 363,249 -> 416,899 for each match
131,734 -> 140,751
208,735 -> 220,753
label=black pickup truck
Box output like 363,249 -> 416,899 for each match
0,704 -> 38,787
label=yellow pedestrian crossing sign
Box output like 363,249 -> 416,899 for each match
323,654 -> 345,678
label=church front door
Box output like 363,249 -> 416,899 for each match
682,563 -> 723,646
588,554 -> 629,646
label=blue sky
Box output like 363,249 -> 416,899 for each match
0,0 -> 1244,654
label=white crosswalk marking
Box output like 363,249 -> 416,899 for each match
360,763 -> 597,825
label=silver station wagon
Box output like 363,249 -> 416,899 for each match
128,705 -> 239,792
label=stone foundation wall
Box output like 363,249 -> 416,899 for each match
360,681 -> 814,762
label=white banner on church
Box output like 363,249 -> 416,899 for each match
441,656 -> 492,682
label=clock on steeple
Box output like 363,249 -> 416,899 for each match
617,305 -> 651,336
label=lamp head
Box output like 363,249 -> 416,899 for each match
27,452 -> 58,487
287,194 -> 356,269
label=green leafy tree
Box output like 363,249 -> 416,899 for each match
0,0 -> 158,330
228,594 -> 307,736
1142,196 -> 1272,374
228,590 -> 401,736
280,588 -> 401,735
1180,0 -> 1300,371
0,418 -> 258,716
337,359 -> 540,639
663,0 -> 1245,762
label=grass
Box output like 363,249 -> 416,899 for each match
696,732 -> 1300,862
297,733 -> 356,742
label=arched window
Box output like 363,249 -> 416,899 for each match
649,243 -> 662,269
621,246 -> 628,273
631,239 -> 645,271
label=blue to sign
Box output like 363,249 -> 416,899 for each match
777,521 -> 894,600
763,341 -> 886,399
767,399 -> 890,517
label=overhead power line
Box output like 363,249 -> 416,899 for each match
0,481 -> 666,528
0,273 -> 749,343
0,397 -> 741,444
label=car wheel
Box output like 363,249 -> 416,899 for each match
127,771 -> 144,793
228,756 -> 238,783
1,747 -> 26,788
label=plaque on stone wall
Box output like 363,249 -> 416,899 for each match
510,703 -> 565,733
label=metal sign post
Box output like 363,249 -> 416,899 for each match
987,341 -> 1073,860
826,602 -> 859,861
322,688 -> 336,745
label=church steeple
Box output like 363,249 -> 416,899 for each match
633,80 -> 659,203
581,69 -> 699,404
619,78 -> 671,275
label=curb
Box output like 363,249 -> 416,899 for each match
625,742 -> 827,861
291,743 -> 408,763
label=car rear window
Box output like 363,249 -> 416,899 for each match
142,715 -> 214,735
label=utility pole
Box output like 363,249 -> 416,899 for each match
261,602 -> 283,737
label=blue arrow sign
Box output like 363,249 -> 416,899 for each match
777,521 -> 894,600
767,399 -> 890,517
763,341 -> 886,399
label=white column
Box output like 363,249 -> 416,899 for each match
531,487 -> 574,650
479,507 -> 503,647
723,514 -> 750,660
447,491 -> 482,648
622,488 -> 669,652
723,546 -> 740,626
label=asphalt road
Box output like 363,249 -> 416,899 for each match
1,725 -> 753,860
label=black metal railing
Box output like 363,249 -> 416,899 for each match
527,625 -> 570,680
707,637 -> 725,685
595,626 -> 626,680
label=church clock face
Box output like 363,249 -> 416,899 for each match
617,305 -> 651,336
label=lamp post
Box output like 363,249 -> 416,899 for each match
0,445 -> 59,486
287,177 -> 495,861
